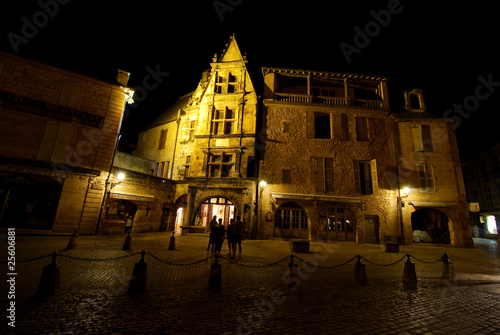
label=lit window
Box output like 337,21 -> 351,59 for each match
212,107 -> 236,135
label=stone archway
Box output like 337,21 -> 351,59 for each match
274,202 -> 308,239
411,208 -> 450,244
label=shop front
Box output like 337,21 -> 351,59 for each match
0,172 -> 61,230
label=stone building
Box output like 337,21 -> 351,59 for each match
135,35 -> 259,235
392,89 -> 472,247
259,67 -> 398,243
462,142 -> 500,240
134,36 -> 472,246
0,51 -> 133,235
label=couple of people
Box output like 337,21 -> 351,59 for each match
207,215 -> 245,259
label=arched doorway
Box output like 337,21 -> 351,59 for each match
411,209 -> 450,244
274,202 -> 308,239
195,197 -> 236,232
0,172 -> 61,230
318,206 -> 356,241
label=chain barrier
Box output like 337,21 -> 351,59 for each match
220,255 -> 291,268
294,255 -> 359,269
3,250 -> 446,269
410,255 -> 443,264
146,251 -> 213,266
58,251 -> 142,262
0,253 -> 53,264
360,254 -> 408,267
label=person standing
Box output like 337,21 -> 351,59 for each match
207,215 -> 218,252
226,218 -> 234,255
231,215 -> 245,259
214,218 -> 226,255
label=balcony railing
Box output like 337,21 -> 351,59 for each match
274,93 -> 384,109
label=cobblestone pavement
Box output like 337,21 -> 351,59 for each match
1,232 -> 500,334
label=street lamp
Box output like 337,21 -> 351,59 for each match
110,172 -> 125,189
399,187 -> 410,245
259,180 -> 267,189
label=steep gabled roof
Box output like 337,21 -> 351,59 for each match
140,92 -> 193,131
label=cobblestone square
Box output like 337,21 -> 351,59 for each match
1,233 -> 499,334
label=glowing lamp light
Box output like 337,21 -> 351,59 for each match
403,187 -> 410,197
117,172 -> 125,182
259,180 -> 267,189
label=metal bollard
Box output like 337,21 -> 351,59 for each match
122,230 -> 132,251
66,229 -> 78,250
441,253 -> 455,280
402,253 -> 417,289
208,254 -> 222,292
127,251 -> 147,295
353,255 -> 367,286
36,252 -> 60,296
168,231 -> 176,251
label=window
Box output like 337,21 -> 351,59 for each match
189,120 -> 195,141
156,161 -> 170,178
212,107 -> 236,135
59,81 -> 82,107
37,121 -> 75,163
275,203 -> 307,230
215,72 -> 238,94
316,157 -> 334,192
356,117 -> 370,141
354,160 -> 378,195
158,129 -> 167,149
314,112 -> 331,139
208,153 -> 234,178
417,164 -> 435,192
282,169 -> 291,184
411,124 -> 433,152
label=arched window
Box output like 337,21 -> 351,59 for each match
275,202 -> 308,239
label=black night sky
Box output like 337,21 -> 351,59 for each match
1,0 -> 498,160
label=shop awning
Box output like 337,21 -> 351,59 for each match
109,192 -> 155,203
409,201 -> 456,208
271,192 -> 361,203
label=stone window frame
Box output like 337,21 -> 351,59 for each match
211,106 -> 237,135
207,151 -> 235,178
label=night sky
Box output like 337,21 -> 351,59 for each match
1,0 -> 498,160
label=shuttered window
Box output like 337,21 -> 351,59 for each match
37,121 -> 74,163
316,157 -> 334,192
412,124 -> 433,152
354,159 -> 378,195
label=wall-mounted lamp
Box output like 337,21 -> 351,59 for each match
110,172 -> 125,189
400,187 -> 410,206
259,180 -> 267,189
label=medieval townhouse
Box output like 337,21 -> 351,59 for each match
0,51 -> 133,235
135,35 -> 259,235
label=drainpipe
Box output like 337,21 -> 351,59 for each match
391,115 -> 406,245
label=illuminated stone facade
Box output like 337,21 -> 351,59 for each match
135,36 -> 472,246
0,52 -> 132,235
136,35 -> 259,234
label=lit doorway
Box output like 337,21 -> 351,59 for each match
175,207 -> 184,233
411,209 -> 450,244
195,197 -> 235,232
274,202 -> 308,239
318,206 -> 356,241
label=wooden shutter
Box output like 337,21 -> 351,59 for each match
370,159 -> 378,194
353,161 -> 361,193
316,158 -> 325,192
333,114 -> 342,139
341,114 -> 349,140
426,165 -> 435,192
59,81 -> 82,107
37,121 -> 60,161
411,125 -> 424,151
325,157 -> 334,192
417,165 -> 426,191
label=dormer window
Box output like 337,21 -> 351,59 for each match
404,89 -> 426,112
